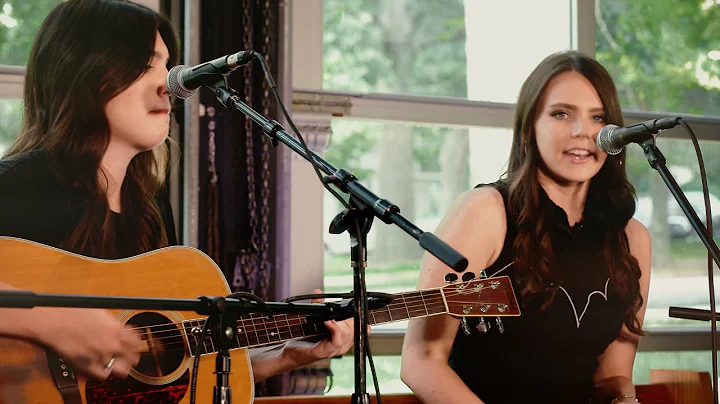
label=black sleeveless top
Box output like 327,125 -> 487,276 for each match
448,181 -> 626,404
0,149 -> 177,259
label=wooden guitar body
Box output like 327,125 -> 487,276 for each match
0,237 -> 522,403
0,237 -> 254,404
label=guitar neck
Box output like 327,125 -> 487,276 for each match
184,288 -> 448,357
366,288 -> 447,325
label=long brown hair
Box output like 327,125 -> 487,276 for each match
4,0 -> 179,258
506,51 -> 643,335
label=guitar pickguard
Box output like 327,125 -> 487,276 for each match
85,372 -> 189,404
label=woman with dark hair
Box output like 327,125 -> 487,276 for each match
0,0 -> 352,385
401,51 -> 651,404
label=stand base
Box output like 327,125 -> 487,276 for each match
351,393 -> 371,404
213,386 -> 231,404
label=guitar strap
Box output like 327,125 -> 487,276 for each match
45,349 -> 83,404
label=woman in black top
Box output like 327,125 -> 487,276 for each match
0,0 -> 353,383
401,51 -> 651,404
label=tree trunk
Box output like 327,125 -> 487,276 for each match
375,124 -> 419,264
373,0 -> 419,265
650,171 -> 671,267
439,129 -> 470,211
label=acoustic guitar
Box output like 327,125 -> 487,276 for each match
0,237 -> 520,403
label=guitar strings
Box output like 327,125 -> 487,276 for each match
127,290 -> 516,357
132,296 -> 516,357
122,292 -> 514,351
122,288 -> 511,335
122,289 -> 512,335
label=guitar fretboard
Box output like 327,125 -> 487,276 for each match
181,289 -> 447,357
367,289 -> 445,325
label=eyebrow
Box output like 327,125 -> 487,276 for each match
548,103 -> 605,113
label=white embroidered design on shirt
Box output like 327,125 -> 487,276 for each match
557,278 -> 610,329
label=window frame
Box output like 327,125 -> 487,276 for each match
286,0 -> 720,356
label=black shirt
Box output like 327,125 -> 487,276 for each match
0,149 -> 177,258
447,181 -> 626,404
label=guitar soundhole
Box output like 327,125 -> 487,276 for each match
127,312 -> 187,378
84,310 -> 190,403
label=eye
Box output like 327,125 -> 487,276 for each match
593,115 -> 606,122
551,111 -> 569,119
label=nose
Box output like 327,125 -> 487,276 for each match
158,66 -> 170,97
571,116 -> 593,139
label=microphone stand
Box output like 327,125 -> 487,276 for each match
639,139 -> 720,267
639,137 -> 720,404
0,290 -> 342,404
210,83 -> 468,403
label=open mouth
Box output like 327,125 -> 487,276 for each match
564,148 -> 595,162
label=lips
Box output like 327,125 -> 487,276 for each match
150,108 -> 170,114
565,149 -> 591,157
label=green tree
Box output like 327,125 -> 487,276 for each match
597,0 -> 720,267
0,1 -> 61,153
323,0 -> 468,264
0,0 -> 59,65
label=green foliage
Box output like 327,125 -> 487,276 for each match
596,0 -> 720,115
323,0 -> 466,97
323,0 -> 468,175
413,126 -> 446,172
0,1 -> 61,153
0,0 -> 59,66
0,99 -> 21,153
596,0 -> 720,197
323,0 -> 394,93
323,121 -> 378,181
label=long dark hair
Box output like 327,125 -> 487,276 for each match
506,51 -> 643,335
4,0 -> 179,258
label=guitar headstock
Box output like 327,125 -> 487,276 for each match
440,275 -> 521,317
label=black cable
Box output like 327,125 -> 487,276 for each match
189,314 -> 212,404
282,291 -> 394,303
365,316 -> 382,404
251,51 -> 349,210
679,118 -> 718,404
226,291 -> 274,319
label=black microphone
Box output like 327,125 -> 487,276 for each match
166,50 -> 255,99
596,116 -> 681,155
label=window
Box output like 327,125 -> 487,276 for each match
0,98 -> 20,155
328,356 -> 410,396
599,0 -> 720,330
0,1 -> 61,67
292,0 -> 720,397
626,136 -> 720,328
0,1 -> 61,154
595,0 -> 720,116
323,120 -> 512,331
323,0 -> 573,103
633,351 -> 713,384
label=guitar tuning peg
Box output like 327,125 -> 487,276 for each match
495,317 -> 505,334
461,317 -> 471,336
461,272 -> 476,282
444,273 -> 458,283
476,317 -> 488,334
479,270 -> 488,279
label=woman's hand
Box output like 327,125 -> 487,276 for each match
281,289 -> 360,365
34,307 -> 141,380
